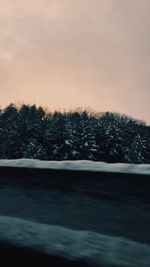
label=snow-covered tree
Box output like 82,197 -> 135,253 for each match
22,138 -> 47,160
0,104 -> 149,163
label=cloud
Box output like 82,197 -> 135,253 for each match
0,0 -> 149,123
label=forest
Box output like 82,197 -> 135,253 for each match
0,104 -> 149,163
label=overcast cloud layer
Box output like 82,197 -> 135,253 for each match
0,0 -> 149,123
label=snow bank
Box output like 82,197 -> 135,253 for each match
0,159 -> 149,175
0,216 -> 150,267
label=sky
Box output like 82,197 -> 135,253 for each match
0,0 -> 150,124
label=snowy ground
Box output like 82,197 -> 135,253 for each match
0,159 -> 150,266
0,215 -> 150,267
0,184 -> 150,245
0,159 -> 150,175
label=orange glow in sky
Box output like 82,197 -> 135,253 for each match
0,0 -> 150,123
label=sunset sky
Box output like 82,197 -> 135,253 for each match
0,0 -> 150,124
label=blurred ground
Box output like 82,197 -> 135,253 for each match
0,183 -> 149,245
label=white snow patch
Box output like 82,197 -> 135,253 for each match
0,216 -> 150,266
0,159 -> 149,175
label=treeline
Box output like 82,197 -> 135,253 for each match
0,104 -> 149,163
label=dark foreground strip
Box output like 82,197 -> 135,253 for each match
0,242 -> 93,267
